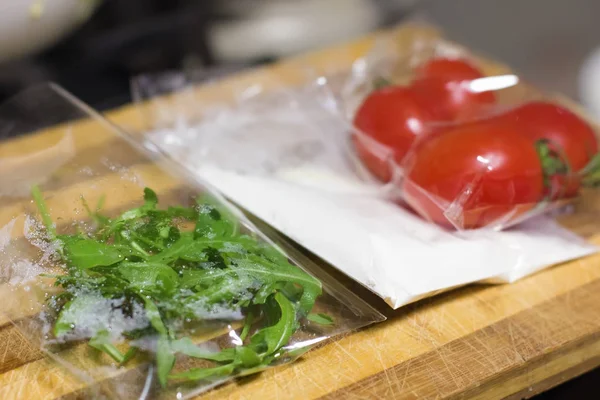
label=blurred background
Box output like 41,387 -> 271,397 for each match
3,0 -> 600,118
0,0 -> 598,397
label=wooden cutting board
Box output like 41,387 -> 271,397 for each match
3,24 -> 600,400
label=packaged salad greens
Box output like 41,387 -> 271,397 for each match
130,23 -> 598,310
0,84 -> 383,399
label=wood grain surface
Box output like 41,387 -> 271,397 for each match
2,24 -> 600,400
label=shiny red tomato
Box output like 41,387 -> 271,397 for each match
417,58 -> 485,79
353,86 -> 434,182
402,122 -> 544,229
494,101 -> 598,198
410,58 -> 496,121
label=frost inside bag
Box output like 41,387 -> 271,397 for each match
130,24 -> 599,309
0,84 -> 383,400
343,24 -> 600,230
131,69 -> 370,194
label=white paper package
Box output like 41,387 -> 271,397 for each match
195,166 -> 597,307
131,75 -> 598,309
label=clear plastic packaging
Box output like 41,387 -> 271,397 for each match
341,24 -> 600,230
0,84 -> 384,399
129,23 -> 599,310
131,70 -> 370,196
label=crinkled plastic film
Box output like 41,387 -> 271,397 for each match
0,84 -> 384,399
129,23 -> 599,311
131,68 -> 367,191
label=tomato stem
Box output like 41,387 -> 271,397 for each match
580,152 -> 600,187
373,77 -> 392,91
535,139 -> 570,189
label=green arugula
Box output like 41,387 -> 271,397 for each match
31,186 -> 330,388
307,313 -> 335,326
89,330 -> 127,364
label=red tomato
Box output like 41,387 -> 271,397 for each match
402,122 -> 544,229
353,86 -> 434,182
410,58 -> 496,121
494,101 -> 598,198
417,58 -> 487,81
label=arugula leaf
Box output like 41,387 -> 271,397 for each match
81,195 -> 110,227
31,185 -> 56,241
282,345 -> 312,359
250,293 -> 296,355
194,202 -> 238,239
156,336 -> 175,388
307,313 -> 334,326
142,297 -> 167,336
169,363 -> 236,382
234,346 -> 262,368
252,282 -> 285,305
194,205 -> 221,239
171,337 -> 236,362
143,187 -> 158,207
103,188 -> 160,239
196,194 -> 239,235
54,294 -> 100,337
165,205 -> 197,220
179,270 -> 258,307
121,347 -> 138,365
187,257 -> 321,296
239,310 -> 255,342
31,186 -> 328,389
298,284 -> 322,318
62,238 -> 124,269
149,234 -> 194,264
89,330 -> 126,363
119,262 -> 179,294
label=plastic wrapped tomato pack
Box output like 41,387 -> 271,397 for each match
343,26 -> 600,230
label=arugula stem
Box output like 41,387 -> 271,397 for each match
31,185 -> 57,241
93,343 -> 126,364
131,232 -> 165,251
121,347 -> 138,365
129,240 -> 151,257
240,311 -> 255,342
96,194 -> 106,211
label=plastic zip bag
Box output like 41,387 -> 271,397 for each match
0,84 -> 384,399
129,23 -> 599,309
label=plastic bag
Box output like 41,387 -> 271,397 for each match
0,84 -> 384,399
341,24 -> 600,230
129,23 -> 599,309
132,69 -> 371,195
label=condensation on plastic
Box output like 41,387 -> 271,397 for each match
131,68 -> 376,194
340,24 -> 600,231
0,84 -> 384,400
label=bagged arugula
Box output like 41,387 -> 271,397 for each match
0,84 -> 383,399
33,185 -> 324,388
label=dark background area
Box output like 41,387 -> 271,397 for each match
0,0 -> 409,111
1,0 -> 599,397
4,0 -> 600,114
0,0 -> 218,110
